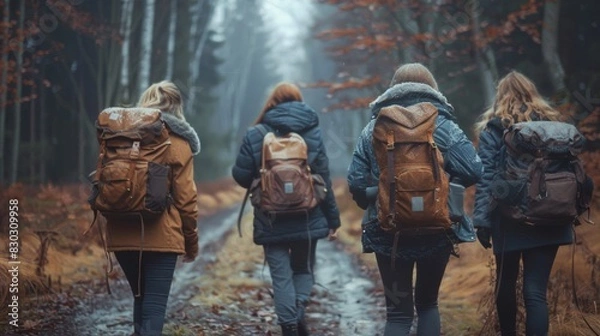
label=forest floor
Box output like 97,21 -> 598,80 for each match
1,180 -> 599,335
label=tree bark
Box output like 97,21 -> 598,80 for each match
469,0 -> 497,107
119,0 -> 134,103
9,0 -> 24,185
39,65 -> 47,183
138,0 -> 155,97
165,0 -> 178,80
188,1 -> 215,115
0,0 -> 9,185
542,0 -> 565,92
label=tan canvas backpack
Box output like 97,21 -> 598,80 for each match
88,107 -> 173,220
372,102 -> 451,235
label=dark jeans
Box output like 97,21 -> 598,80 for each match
115,251 -> 178,336
264,240 -> 317,325
376,251 -> 450,336
495,245 -> 559,336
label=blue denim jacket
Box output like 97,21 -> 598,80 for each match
347,83 -> 483,259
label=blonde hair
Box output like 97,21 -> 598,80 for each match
474,71 -> 564,135
390,63 -> 439,90
138,80 -> 185,120
254,82 -> 303,125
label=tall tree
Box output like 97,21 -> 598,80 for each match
0,0 -> 9,185
138,0 -> 155,97
119,0 -> 134,103
9,0 -> 25,185
165,0 -> 178,80
187,0 -> 215,116
542,0 -> 565,92
470,0 -> 498,106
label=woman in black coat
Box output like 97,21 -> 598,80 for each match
232,82 -> 341,336
473,71 -> 573,336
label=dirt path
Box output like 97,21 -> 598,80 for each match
9,205 -> 385,336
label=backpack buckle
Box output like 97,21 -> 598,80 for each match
386,143 -> 395,150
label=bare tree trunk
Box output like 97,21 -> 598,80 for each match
469,0 -> 497,106
165,0 -> 178,80
119,0 -> 133,103
188,2 -> 215,115
29,91 -> 35,183
9,0 -> 24,185
229,16 -> 256,157
542,0 -> 565,92
78,67 -> 85,181
0,0 -> 10,185
39,65 -> 47,183
138,0 -> 155,97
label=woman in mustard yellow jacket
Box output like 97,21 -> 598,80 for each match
106,81 -> 200,336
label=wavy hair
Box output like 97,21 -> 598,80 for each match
138,80 -> 185,120
254,82 -> 303,125
474,71 -> 564,135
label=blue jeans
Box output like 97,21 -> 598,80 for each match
495,245 -> 559,336
115,251 -> 178,336
264,240 -> 317,325
376,251 -> 450,336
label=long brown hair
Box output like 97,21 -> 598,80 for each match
138,80 -> 185,120
254,82 -> 303,125
474,71 -> 564,135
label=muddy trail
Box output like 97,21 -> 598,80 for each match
9,205 -> 384,336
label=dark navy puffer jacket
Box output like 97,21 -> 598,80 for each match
473,118 -> 573,254
232,101 -> 341,245
347,83 -> 483,260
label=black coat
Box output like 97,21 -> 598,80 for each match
473,118 -> 573,254
232,101 -> 341,245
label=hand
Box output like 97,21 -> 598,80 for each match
476,227 -> 492,249
182,253 -> 196,263
327,228 -> 338,241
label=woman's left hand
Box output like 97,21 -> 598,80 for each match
327,228 -> 338,241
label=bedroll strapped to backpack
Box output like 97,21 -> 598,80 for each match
88,107 -> 173,219
492,120 -> 594,226
372,102 -> 451,235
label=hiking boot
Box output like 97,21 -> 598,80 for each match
298,319 -> 310,336
281,324 -> 299,336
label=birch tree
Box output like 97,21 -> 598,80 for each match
0,0 -> 9,185
541,0 -> 565,92
138,0 -> 155,97
119,0 -> 134,102
165,0 -> 178,80
9,0 -> 25,185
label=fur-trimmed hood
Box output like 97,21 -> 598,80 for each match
161,113 -> 201,155
370,82 -> 455,119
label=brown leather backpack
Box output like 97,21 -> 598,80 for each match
372,102 -> 451,235
88,107 -> 173,220
249,127 -> 326,216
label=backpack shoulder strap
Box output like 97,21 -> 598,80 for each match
238,124 -> 270,237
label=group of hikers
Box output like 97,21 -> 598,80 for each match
88,62 -> 593,336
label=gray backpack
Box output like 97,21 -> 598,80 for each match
492,121 -> 593,226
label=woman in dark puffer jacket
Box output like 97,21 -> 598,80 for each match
347,63 -> 483,336
473,71 -> 573,336
232,82 -> 341,336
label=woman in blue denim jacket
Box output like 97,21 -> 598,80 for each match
347,63 -> 483,336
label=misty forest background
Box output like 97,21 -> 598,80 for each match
0,0 -> 600,335
0,0 -> 598,187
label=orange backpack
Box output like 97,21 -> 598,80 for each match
372,102 -> 451,235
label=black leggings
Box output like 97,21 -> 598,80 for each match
495,245 -> 559,336
376,251 -> 450,336
115,251 -> 178,336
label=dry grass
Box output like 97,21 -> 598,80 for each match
0,179 -> 245,323
331,178 -> 600,336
